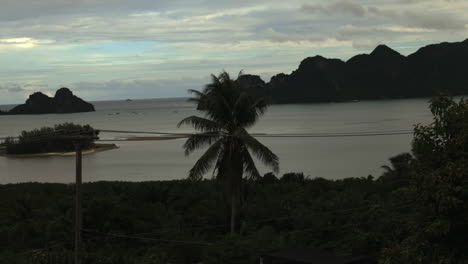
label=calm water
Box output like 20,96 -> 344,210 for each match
0,98 -> 433,184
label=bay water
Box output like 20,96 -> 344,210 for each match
0,98 -> 433,184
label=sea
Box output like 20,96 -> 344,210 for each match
0,97 -> 435,184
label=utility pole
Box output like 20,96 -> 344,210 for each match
74,140 -> 83,264
60,132 -> 98,264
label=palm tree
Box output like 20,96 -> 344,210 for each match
379,153 -> 413,188
178,71 -> 279,233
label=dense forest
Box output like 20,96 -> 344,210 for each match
0,96 -> 466,264
237,39 -> 468,103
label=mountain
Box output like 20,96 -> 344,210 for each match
2,88 -> 95,115
239,39 -> 468,103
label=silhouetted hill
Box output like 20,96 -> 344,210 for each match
3,88 -> 95,115
239,39 -> 468,103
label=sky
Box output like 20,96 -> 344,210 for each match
0,0 -> 467,104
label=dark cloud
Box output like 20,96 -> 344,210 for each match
403,11 -> 467,30
367,6 -> 398,17
7,87 -> 26,93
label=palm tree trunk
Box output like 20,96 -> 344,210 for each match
230,191 -> 238,234
229,155 -> 242,234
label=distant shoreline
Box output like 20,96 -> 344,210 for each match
1,95 -> 467,111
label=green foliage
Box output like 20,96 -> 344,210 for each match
258,172 -> 278,184
3,123 -> 97,154
203,235 -> 257,264
380,96 -> 468,264
0,173 -> 408,263
281,172 -> 307,183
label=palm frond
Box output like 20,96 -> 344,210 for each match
240,130 -> 279,173
187,89 -> 203,97
242,147 -> 260,180
252,96 -> 269,116
202,89 -> 234,127
188,139 -> 224,180
381,165 -> 394,172
233,92 -> 256,127
182,132 -> 223,156
233,94 -> 270,128
177,116 -> 223,132
213,147 -> 228,181
237,70 -> 244,79
187,89 -> 204,104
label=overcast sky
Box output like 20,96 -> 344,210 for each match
0,0 -> 467,104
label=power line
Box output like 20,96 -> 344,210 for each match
96,128 -> 413,139
98,129 -> 192,136
81,229 -> 212,246
1,127 -> 414,145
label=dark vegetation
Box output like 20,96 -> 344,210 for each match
238,39 -> 468,103
3,123 -> 97,155
0,96 -> 466,263
0,88 -> 95,115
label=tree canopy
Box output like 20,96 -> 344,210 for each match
3,123 -> 97,154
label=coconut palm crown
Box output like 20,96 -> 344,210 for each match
178,71 -> 279,233
178,71 -> 279,181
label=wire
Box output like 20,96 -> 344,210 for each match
96,128 -> 413,139
1,126 -> 414,146
81,229 -> 212,246
98,129 -> 192,136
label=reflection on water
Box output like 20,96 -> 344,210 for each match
0,97 -> 433,184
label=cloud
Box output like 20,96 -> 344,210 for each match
402,11 -> 467,30
0,38 -> 55,50
71,77 -> 208,100
301,1 -> 366,17
367,6 -> 467,31
262,28 -> 325,42
1,0 -> 468,103
338,24 -> 435,38
0,82 -> 50,93
367,6 -> 398,17
0,83 -> 24,92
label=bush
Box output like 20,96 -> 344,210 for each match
4,123 -> 98,154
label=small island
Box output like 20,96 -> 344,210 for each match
0,88 -> 95,115
0,123 -> 117,157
